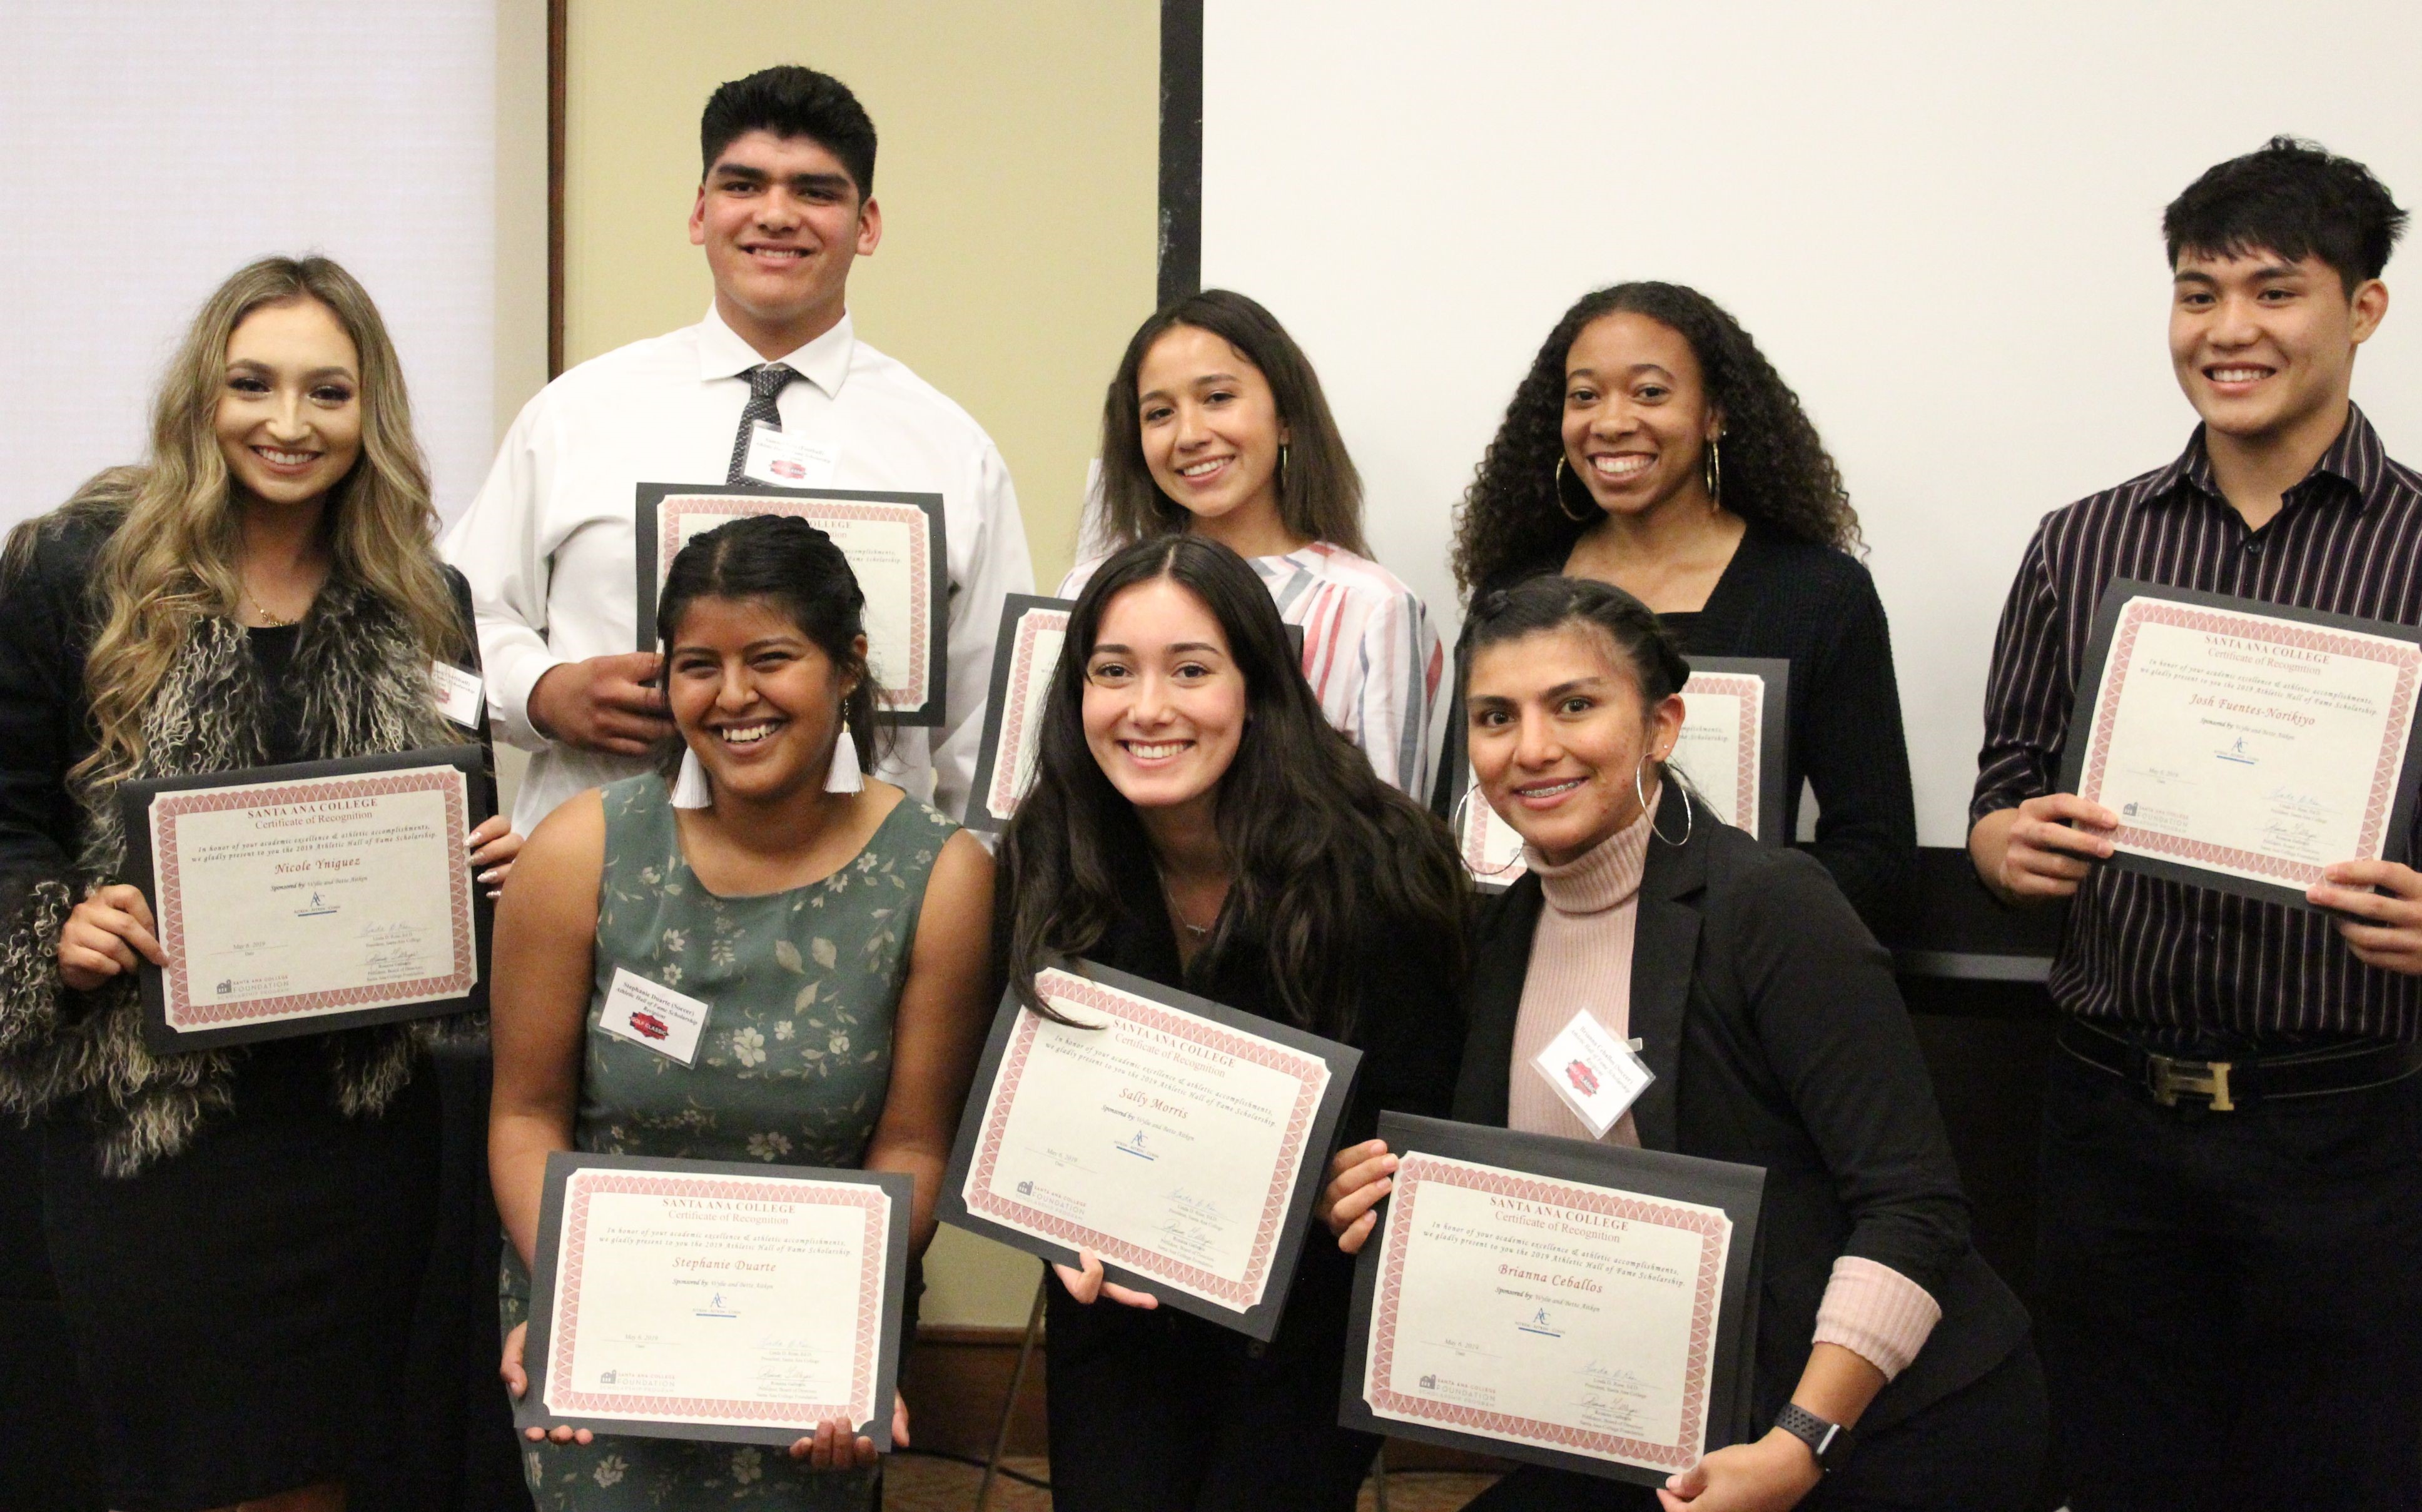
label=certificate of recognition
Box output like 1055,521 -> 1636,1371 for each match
1342,1113 -> 1764,1486
635,482 -> 948,725
937,962 -> 1362,1340
518,1153 -> 912,1448
1456,658 -> 1791,887
965,594 -> 1074,833
119,746 -> 492,1054
2059,581 -> 2422,908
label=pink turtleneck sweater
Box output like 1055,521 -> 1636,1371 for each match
1506,804 -> 1942,1381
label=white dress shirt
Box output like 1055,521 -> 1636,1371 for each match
445,308 -> 1033,834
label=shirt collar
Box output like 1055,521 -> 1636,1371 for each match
694,304 -> 856,397
2151,403 -> 2387,512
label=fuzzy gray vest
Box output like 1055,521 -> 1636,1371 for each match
0,580 -> 469,1174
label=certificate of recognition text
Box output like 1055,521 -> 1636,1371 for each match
1363,1151 -> 1733,1475
958,967 -> 1334,1313
149,765 -> 475,1037
2077,592 -> 2422,890
539,1167 -> 890,1435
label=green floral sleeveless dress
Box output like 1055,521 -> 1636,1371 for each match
502,775 -> 958,1509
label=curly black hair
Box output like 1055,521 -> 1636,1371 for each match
1451,282 -> 1859,597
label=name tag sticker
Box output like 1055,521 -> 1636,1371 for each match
597,967 -> 712,1066
431,662 -> 485,728
1531,1010 -> 1654,1139
742,423 -> 839,488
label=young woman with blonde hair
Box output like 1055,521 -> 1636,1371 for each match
0,255 -> 517,1512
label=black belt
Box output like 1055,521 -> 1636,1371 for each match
2057,1018 -> 2422,1111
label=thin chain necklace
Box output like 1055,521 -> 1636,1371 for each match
241,582 -> 302,628
1160,874 -> 1215,938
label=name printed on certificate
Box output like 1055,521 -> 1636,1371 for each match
1364,1151 -> 1733,1475
642,486 -> 940,717
960,967 -> 1334,1313
541,1167 -> 890,1434
2079,592 -> 2422,889
151,766 -> 474,1035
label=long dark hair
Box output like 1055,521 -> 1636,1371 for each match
1093,290 -> 1369,557
652,513 -> 881,784
1001,535 -> 1464,1039
1451,281 -> 1859,596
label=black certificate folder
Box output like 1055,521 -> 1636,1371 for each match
1341,1113 -> 1765,1488
518,1152 -> 915,1449
119,745 -> 494,1055
935,960 -> 1364,1343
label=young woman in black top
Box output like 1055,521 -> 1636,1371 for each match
1437,283 -> 1915,937
999,534 -> 1467,1510
0,256 -> 517,1512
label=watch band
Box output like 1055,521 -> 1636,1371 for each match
1773,1402 -> 1851,1471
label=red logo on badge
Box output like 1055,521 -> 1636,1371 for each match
770,458 -> 806,480
629,1012 -> 670,1041
1565,1060 -> 1600,1097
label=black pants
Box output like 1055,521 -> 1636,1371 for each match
1459,1341 -> 2047,1512
1043,1260 -> 1377,1511
2037,1046 -> 2422,1511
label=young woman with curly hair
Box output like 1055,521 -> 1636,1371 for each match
1437,283 -> 1915,935
0,255 -> 519,1511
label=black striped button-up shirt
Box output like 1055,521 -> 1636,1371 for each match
1972,406 -> 2422,1039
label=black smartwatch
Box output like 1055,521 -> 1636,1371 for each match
1774,1403 -> 1853,1473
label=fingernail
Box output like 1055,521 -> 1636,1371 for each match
480,868 -> 504,884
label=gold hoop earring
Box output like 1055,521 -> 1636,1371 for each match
1702,434 -> 1723,513
1553,456 -> 1594,524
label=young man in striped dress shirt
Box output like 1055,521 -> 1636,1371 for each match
1969,138 -> 2421,1511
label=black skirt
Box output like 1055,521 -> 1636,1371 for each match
39,1039 -> 443,1512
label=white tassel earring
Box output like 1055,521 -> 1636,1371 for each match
824,732 -> 864,794
670,747 -> 714,809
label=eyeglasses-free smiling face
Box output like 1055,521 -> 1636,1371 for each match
666,595 -> 862,804
214,296 -> 363,510
1561,311 -> 1723,520
1137,324 -> 1291,537
2169,247 -> 2385,450
1465,624 -> 1684,866
690,129 -> 881,350
1081,577 -> 1249,823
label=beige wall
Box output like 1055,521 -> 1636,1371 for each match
562,1 -> 1161,1326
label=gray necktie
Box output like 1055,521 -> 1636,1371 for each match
725,363 -> 799,484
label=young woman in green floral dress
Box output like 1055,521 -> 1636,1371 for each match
488,515 -> 996,1508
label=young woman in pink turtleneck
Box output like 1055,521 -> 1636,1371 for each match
1319,576 -> 2045,1512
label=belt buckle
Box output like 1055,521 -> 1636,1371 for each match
2145,1052 -> 2236,1111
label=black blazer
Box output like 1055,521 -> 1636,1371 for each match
1434,524 -> 1918,939
1451,785 -> 2028,1434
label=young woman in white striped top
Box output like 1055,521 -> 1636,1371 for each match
1059,290 -> 1441,795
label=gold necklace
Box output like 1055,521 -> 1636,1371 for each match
241,583 -> 301,628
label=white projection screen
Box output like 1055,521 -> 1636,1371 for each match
1,3 -> 502,535
1199,1 -> 2422,847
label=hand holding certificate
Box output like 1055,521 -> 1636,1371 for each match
119,746 -> 493,1052
1339,1113 -> 1764,1487
937,962 -> 1362,1339
2059,581 -> 2422,909
516,1153 -> 912,1449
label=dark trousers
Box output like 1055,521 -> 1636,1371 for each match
1460,1341 -> 2047,1512
2037,1047 -> 2422,1511
1043,1266 -> 1377,1511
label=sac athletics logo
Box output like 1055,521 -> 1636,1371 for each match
629,1012 -> 670,1041
1564,1060 -> 1600,1097
769,458 -> 808,480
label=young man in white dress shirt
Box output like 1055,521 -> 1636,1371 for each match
447,65 -> 1032,831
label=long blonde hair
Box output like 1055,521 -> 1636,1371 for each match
71,255 -> 462,790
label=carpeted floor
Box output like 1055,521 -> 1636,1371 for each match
883,1453 -> 1500,1511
